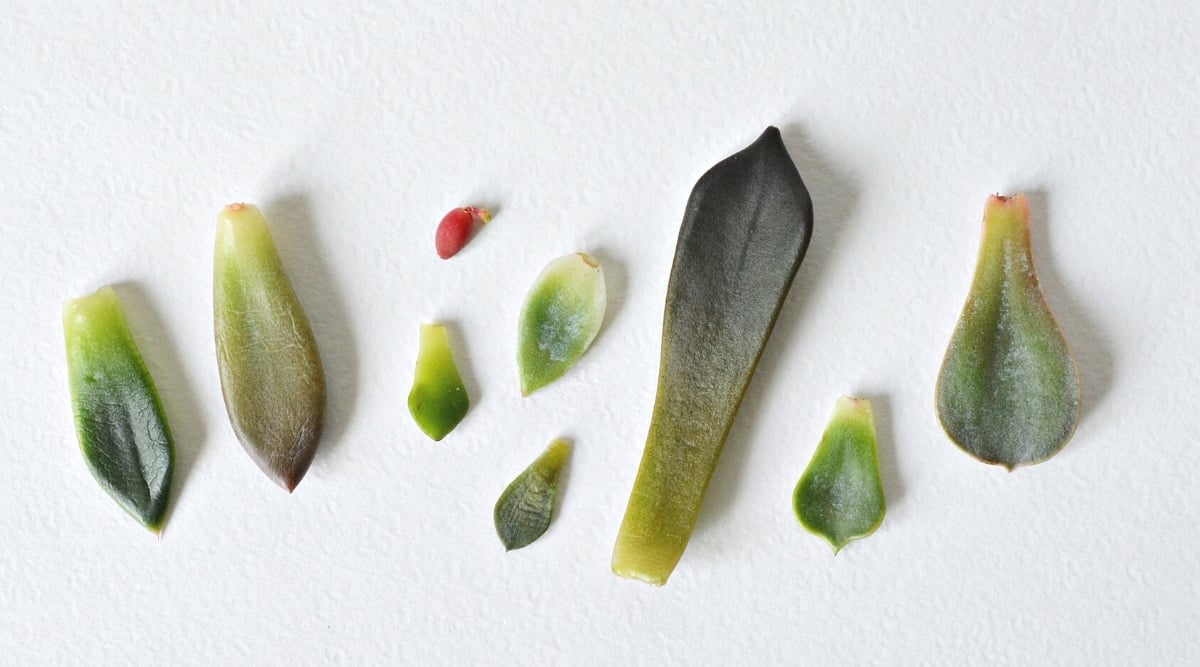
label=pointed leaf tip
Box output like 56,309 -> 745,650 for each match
793,396 -> 886,552
612,128 -> 813,584
494,439 -> 571,551
214,203 -> 326,490
517,253 -> 606,395
65,286 -> 176,532
408,323 -> 469,441
936,193 -> 1080,468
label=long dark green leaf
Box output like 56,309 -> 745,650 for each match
612,127 -> 814,585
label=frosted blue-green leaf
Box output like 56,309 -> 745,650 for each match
517,253 -> 606,396
494,439 -> 571,551
793,396 -> 886,553
408,323 -> 469,441
936,194 -> 1080,470
64,286 -> 175,533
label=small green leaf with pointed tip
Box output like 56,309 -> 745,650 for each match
214,203 -> 326,491
793,396 -> 886,553
494,439 -> 571,551
936,194 -> 1080,470
517,253 -> 606,396
408,323 -> 469,441
64,286 -> 175,533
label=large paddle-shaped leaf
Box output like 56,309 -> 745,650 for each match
612,127 -> 813,585
936,194 -> 1080,469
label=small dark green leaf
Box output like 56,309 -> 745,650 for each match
64,286 -> 175,533
793,396 -> 886,552
494,439 -> 571,551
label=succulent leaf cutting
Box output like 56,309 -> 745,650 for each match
213,203 -> 326,491
612,127 -> 814,585
408,323 -> 470,441
793,396 -> 886,553
517,253 -> 606,396
64,286 -> 175,533
435,206 -> 491,259
935,194 -> 1080,469
494,439 -> 571,551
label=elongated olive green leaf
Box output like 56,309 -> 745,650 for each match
613,127 -> 813,585
64,287 -> 174,533
214,203 -> 326,491
408,323 -> 469,441
936,194 -> 1080,470
517,253 -> 606,396
794,396 -> 885,552
494,439 -> 571,551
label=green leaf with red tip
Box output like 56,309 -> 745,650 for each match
408,323 -> 469,441
517,253 -> 606,396
214,203 -> 326,491
494,439 -> 571,551
794,396 -> 886,553
936,194 -> 1080,469
64,286 -> 175,533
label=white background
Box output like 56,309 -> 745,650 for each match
1,1 -> 1197,664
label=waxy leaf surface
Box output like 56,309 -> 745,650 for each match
214,203 -> 326,491
494,439 -> 571,551
613,126 -> 813,585
793,396 -> 886,552
936,194 -> 1080,469
517,253 -> 606,396
64,286 -> 174,532
408,323 -> 469,441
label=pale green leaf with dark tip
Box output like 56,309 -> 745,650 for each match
214,203 -> 326,491
64,286 -> 175,533
794,396 -> 886,553
936,194 -> 1080,470
494,439 -> 571,551
613,126 -> 813,585
517,253 -> 606,396
408,323 -> 469,441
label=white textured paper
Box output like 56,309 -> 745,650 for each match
1,1 -> 1197,664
